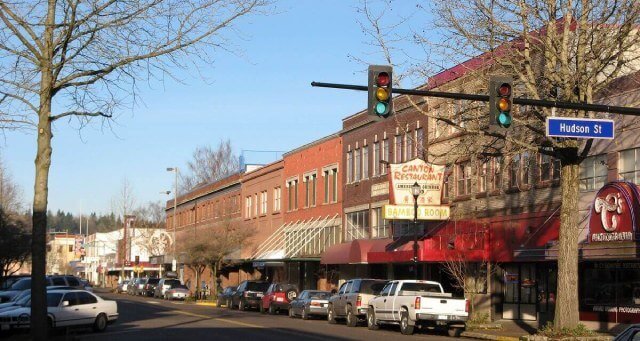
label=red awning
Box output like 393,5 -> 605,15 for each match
320,239 -> 391,264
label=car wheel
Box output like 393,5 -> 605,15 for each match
367,307 -> 379,330
448,327 -> 464,338
400,310 -> 414,335
302,308 -> 309,320
346,307 -> 357,327
93,313 -> 108,332
268,304 -> 276,315
327,304 -> 336,324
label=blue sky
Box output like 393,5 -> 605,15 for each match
2,1 -> 431,215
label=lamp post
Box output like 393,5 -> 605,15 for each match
166,167 -> 179,274
411,181 -> 421,280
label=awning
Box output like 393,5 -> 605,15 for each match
320,239 -> 391,264
252,214 -> 340,260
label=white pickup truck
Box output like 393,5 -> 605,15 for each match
366,280 -> 468,336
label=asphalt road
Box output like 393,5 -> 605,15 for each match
6,291 -> 456,340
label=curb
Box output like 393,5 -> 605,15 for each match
195,301 -> 217,307
462,331 -> 522,341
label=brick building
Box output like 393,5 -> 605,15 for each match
252,134 -> 343,290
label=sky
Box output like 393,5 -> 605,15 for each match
2,0 -> 431,216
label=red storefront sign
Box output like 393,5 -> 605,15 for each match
588,182 -> 640,243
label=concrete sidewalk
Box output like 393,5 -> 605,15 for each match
462,320 -> 538,341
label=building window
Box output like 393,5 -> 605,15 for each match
354,148 -> 361,182
539,154 -> 561,182
287,179 -> 298,211
331,168 -> 338,203
346,150 -> 353,183
510,153 -> 530,188
457,162 -> 472,196
260,191 -> 268,215
373,142 -> 380,176
382,139 -> 390,174
406,132 -> 413,161
580,154 -> 607,191
491,156 -> 503,191
245,196 -> 252,219
362,146 -> 369,179
323,170 -> 330,204
478,161 -> 488,193
620,148 -> 640,184
254,193 -> 258,217
273,187 -> 281,212
371,207 -> 388,239
416,128 -> 424,159
304,173 -> 317,207
345,210 -> 370,241
395,135 -> 402,163
443,165 -> 452,199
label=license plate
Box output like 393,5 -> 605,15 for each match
438,315 -> 448,320
276,297 -> 284,302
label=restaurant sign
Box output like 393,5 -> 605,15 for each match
390,158 -> 446,205
588,182 -> 639,243
383,205 -> 450,220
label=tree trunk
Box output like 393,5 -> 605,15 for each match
31,3 -> 55,339
553,160 -> 580,329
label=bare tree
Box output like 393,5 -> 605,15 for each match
112,178 -> 136,223
182,139 -> 240,191
0,2 -> 271,336
359,0 -> 640,329
206,219 -> 254,296
0,158 -> 24,215
441,252 -> 492,322
0,210 -> 31,285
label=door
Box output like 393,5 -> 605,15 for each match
335,281 -> 351,316
375,282 -> 393,321
385,282 -> 399,321
536,265 -> 557,326
75,291 -> 99,324
55,292 -> 80,327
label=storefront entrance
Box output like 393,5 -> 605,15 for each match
502,263 -> 556,322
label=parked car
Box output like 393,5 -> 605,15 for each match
0,275 -> 29,291
0,289 -> 118,333
142,278 -> 160,297
0,286 -> 74,314
289,290 -> 331,320
165,284 -> 189,300
615,324 -> 640,341
117,280 -> 130,294
327,278 -> 387,327
261,283 -> 298,314
127,278 -> 145,296
154,278 -> 181,298
216,286 -> 236,307
230,280 -> 270,311
366,280 -> 468,336
80,279 -> 93,292
0,276 -> 86,303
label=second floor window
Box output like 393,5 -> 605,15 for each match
304,173 -> 317,207
382,139 -> 390,174
457,162 -> 472,196
373,142 -> 380,176
287,179 -> 298,211
273,187 -> 281,212
406,132 -> 413,160
539,154 -> 561,182
346,151 -> 353,183
580,154 -> 607,191
245,196 -> 252,219
416,128 -> 424,159
260,191 -> 268,215
354,148 -> 361,181
478,161 -> 488,193
620,148 -> 640,184
362,146 -> 369,179
395,135 -> 402,163
510,153 -> 530,188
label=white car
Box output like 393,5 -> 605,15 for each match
0,289 -> 118,333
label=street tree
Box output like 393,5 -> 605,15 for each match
359,0 -> 640,329
205,219 -> 254,296
182,139 -> 240,191
0,158 -> 24,215
0,1 -> 271,337
0,209 -> 31,286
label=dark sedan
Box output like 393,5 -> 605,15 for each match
217,286 -> 236,307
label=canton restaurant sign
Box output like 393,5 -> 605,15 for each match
588,182 -> 640,243
389,158 -> 446,205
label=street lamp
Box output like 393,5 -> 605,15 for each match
166,167 -> 179,274
411,181 -> 421,280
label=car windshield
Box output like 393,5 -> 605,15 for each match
9,279 -> 31,291
400,283 -> 441,293
246,282 -> 269,292
147,278 -> 160,284
11,289 -> 31,302
16,294 -> 31,306
308,291 -> 330,299
359,281 -> 387,295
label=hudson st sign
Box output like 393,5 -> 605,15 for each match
546,117 -> 614,139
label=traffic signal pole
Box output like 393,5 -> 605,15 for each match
311,81 -> 640,116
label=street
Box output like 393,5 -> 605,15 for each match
8,291 -> 455,340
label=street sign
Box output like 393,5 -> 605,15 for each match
383,205 -> 450,220
546,117 -> 614,139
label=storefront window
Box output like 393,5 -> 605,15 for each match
371,207 -> 388,239
581,263 -> 640,310
345,210 -> 369,241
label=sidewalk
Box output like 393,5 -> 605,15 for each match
462,320 -> 538,341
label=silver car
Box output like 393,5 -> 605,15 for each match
288,290 -> 331,320
165,284 -> 189,300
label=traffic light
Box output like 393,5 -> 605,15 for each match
489,76 -> 513,128
368,65 -> 393,119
